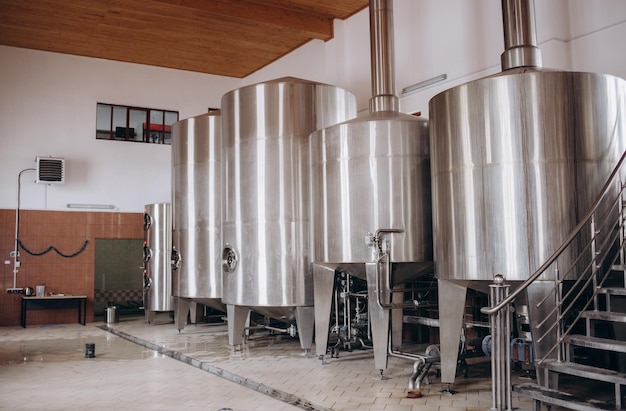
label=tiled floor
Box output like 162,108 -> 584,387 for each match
0,314 -> 538,410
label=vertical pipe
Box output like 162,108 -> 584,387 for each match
500,0 -> 542,70
368,0 -> 398,112
489,274 -> 511,411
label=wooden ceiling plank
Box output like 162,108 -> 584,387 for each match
150,0 -> 335,40
0,0 -> 368,77
255,0 -> 369,20
0,23 -> 277,77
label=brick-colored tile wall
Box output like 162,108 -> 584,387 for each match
0,209 -> 144,326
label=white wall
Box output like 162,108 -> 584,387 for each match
0,47 -> 239,212
1,0 -> 624,212
567,0 -> 626,79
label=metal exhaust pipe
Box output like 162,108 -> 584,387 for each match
369,0 -> 399,112
500,0 -> 542,70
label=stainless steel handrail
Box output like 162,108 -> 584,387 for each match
480,149 -> 626,411
481,149 -> 626,317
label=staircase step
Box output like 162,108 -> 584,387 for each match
542,360 -> 626,385
581,310 -> 626,323
564,334 -> 626,353
598,287 -> 626,296
514,382 -> 615,411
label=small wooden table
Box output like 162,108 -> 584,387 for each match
21,295 -> 87,328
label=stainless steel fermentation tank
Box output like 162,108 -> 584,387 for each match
143,202 -> 174,323
171,112 -> 224,331
221,77 -> 357,349
430,0 -> 626,385
311,0 -> 433,373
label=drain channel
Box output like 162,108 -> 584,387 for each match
99,325 -> 332,411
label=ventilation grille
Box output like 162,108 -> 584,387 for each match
36,156 -> 65,184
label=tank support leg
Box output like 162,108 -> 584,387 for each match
296,305 -> 314,353
526,281 -> 560,386
313,264 -> 335,361
174,297 -> 192,332
366,262 -> 390,373
145,310 -> 156,324
437,279 -> 467,385
227,304 -> 249,348
188,301 -> 198,324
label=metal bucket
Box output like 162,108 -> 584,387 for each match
104,306 -> 119,324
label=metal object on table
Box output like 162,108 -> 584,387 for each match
429,0 -> 626,386
221,77 -> 356,350
171,112 -> 224,331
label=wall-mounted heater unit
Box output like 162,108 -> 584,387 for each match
36,156 -> 65,184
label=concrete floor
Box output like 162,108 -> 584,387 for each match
0,315 -> 545,410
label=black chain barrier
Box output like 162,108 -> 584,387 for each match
17,238 -> 89,258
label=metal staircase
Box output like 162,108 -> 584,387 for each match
482,151 -> 626,410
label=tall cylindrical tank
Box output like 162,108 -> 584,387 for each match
309,95 -> 432,373
310,0 -> 433,373
430,70 -> 626,283
221,77 -> 357,347
429,0 -> 626,386
171,112 -> 223,330
143,202 -> 173,323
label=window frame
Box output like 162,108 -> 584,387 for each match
96,103 -> 179,145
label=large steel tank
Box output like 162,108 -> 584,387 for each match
221,77 -> 357,349
430,0 -> 626,385
171,112 -> 223,331
310,0 -> 433,373
143,202 -> 174,323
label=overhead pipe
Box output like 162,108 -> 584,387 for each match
500,0 -> 542,70
369,0 -> 398,112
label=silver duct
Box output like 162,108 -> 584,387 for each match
369,0 -> 398,112
501,0 -> 542,70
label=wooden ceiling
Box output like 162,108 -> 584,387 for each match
0,0 -> 368,78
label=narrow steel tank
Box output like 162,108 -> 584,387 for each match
143,202 -> 173,323
310,0 -> 433,373
221,77 -> 357,350
171,112 -> 224,331
430,0 -> 626,385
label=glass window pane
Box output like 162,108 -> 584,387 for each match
96,103 -> 178,144
96,103 -> 112,139
112,106 -> 127,139
129,109 -> 147,142
164,111 -> 178,145
149,110 -> 165,143
150,110 -> 164,125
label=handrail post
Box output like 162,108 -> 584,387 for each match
489,274 -> 512,411
591,214 -> 599,311
619,180 -> 626,284
554,265 -> 563,362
